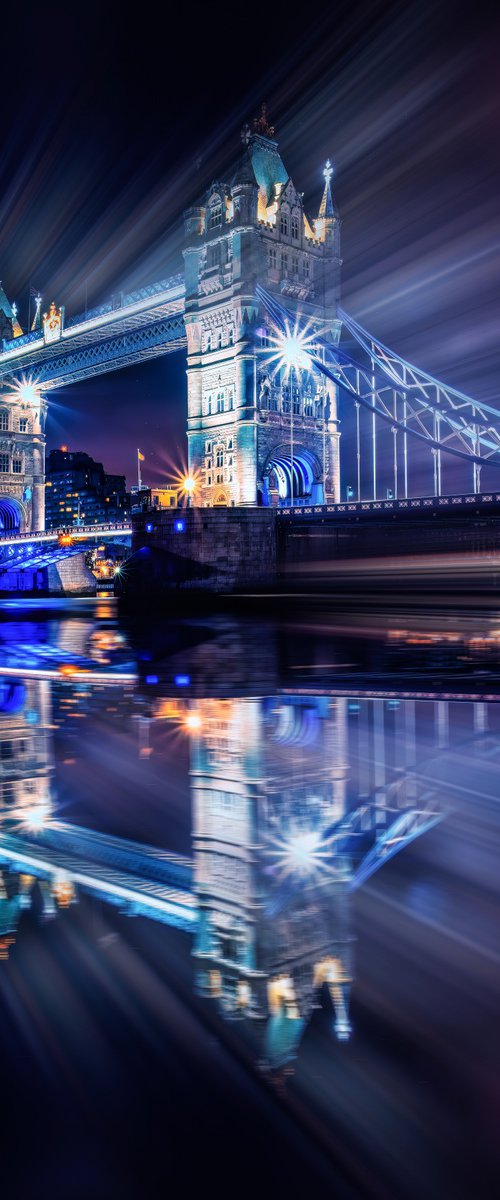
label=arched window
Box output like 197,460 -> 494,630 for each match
209,199 -> 222,228
216,447 -> 224,469
0,411 -> 9,432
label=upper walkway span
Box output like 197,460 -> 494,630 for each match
0,276 -> 186,390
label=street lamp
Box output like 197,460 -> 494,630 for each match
182,475 -> 197,506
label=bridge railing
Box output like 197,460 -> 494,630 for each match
277,492 -> 500,517
0,522 -> 132,545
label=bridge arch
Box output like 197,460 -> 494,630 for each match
0,497 -> 24,532
261,445 -> 323,507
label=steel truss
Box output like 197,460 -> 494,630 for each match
0,314 -> 186,392
256,286 -> 500,497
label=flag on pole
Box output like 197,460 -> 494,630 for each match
138,450 -> 145,462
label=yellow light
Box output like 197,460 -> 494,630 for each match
184,711 -> 202,732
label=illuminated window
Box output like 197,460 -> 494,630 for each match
280,211 -> 289,236
19,417 -> 28,433
209,200 -> 222,228
0,454 -> 9,473
12,456 -> 22,474
291,214 -> 300,239
269,246 -> 277,269
0,412 -> 8,432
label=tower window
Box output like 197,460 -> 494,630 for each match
209,201 -> 222,228
205,441 -> 212,453
292,255 -> 299,276
291,214 -> 300,240
19,418 -> 28,433
0,454 -> 9,473
303,259 -> 310,280
269,246 -> 277,269
280,212 -> 289,236
216,391 -> 224,413
0,412 -> 8,432
12,456 -> 23,474
216,448 -> 224,468
282,253 -> 288,275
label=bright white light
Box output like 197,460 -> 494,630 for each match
261,318 -> 319,383
182,475 -> 197,495
7,373 -> 42,406
184,710 -> 202,732
22,803 -> 51,832
265,824 -> 335,881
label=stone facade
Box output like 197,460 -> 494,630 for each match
0,387 -> 47,532
183,116 -> 341,508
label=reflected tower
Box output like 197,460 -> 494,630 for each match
190,696 -> 352,1074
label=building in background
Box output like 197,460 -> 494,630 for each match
45,448 -> 129,529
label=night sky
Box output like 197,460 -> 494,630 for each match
1,1 -> 499,491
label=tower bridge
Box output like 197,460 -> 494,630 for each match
0,111 -> 499,565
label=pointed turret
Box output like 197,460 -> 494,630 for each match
0,280 -> 14,342
315,159 -> 337,242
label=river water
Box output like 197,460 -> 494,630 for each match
1,598 -> 499,1198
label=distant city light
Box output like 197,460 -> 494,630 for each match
145,522 -> 153,533
174,674 -> 191,686
145,674 -> 159,685
174,518 -> 185,533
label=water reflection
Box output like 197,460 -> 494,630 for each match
1,605 -> 500,1196
3,607 -> 499,1082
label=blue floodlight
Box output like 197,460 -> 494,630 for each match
145,522 -> 153,533
174,519 -> 185,533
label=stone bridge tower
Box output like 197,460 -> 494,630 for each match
183,109 -> 341,507
0,284 -> 47,532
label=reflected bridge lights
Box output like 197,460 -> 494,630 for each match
266,826 -> 337,882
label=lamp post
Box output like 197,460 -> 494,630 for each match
182,475 -> 197,507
